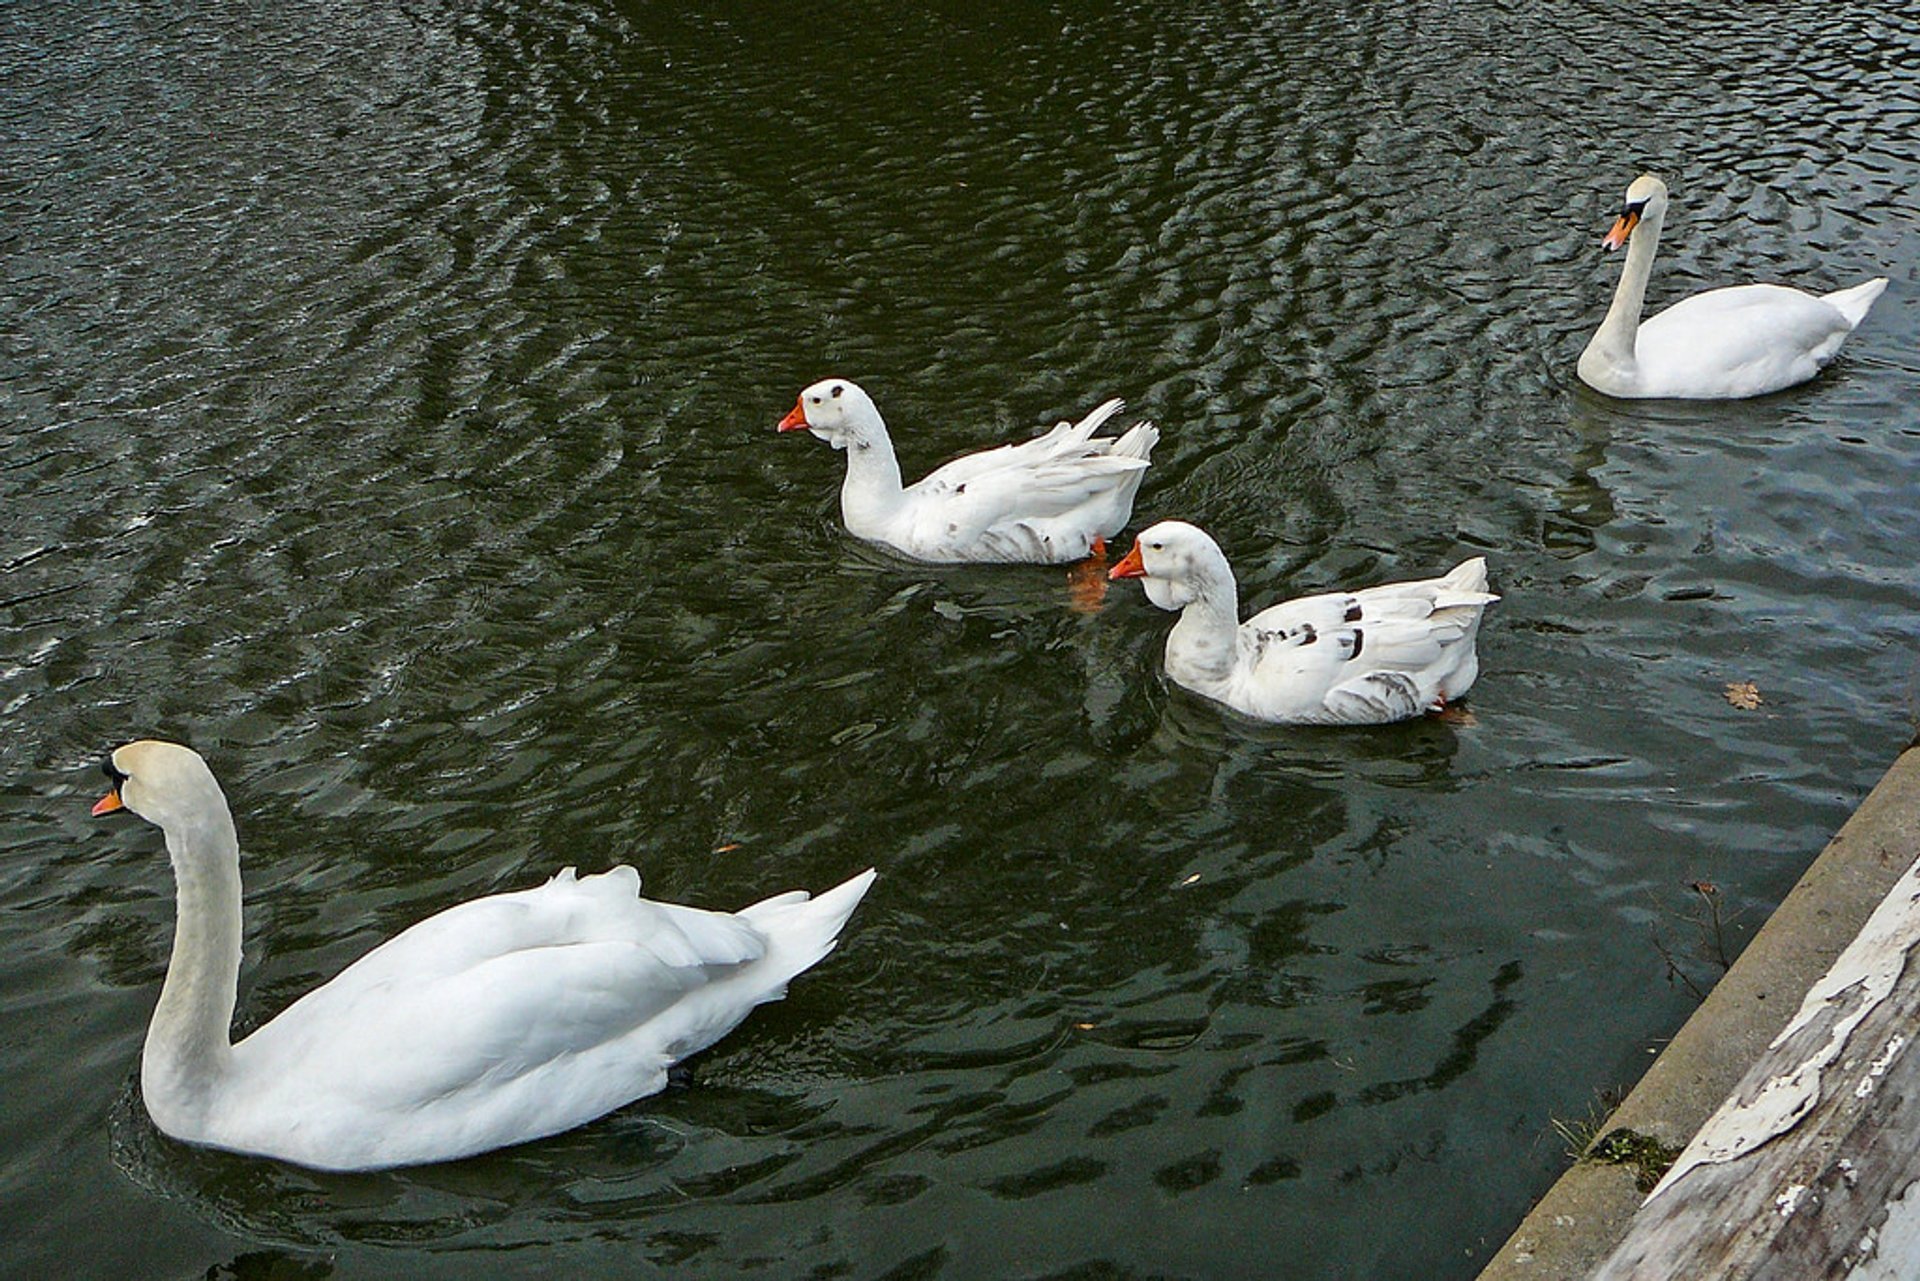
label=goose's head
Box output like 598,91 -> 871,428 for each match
91,740 -> 223,833
1602,174 -> 1668,251
777,378 -> 882,451
1109,519 -> 1234,611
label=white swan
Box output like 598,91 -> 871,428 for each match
1109,521 -> 1497,725
90,740 -> 875,1172
777,378 -> 1159,563
1577,173 -> 1885,400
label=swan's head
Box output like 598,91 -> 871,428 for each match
92,740 -> 223,833
1109,519 -> 1234,612
777,378 -> 882,452
1602,174 -> 1668,251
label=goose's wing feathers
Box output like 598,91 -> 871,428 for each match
916,451 -> 1150,528
904,404 -> 1154,560
1238,560 -> 1496,723
916,398 -> 1127,491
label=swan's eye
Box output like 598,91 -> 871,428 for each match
1148,542 -> 1162,551
809,396 -> 821,405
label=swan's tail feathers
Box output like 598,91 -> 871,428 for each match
739,868 -> 878,998
1822,277 -> 1887,329
1108,420 -> 1160,462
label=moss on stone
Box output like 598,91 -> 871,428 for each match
1587,1127 -> 1684,1193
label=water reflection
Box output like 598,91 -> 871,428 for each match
5,0 -> 1919,1277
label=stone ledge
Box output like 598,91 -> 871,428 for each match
1476,747 -> 1920,1280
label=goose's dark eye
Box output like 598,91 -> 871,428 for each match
1149,542 -> 1162,551
809,395 -> 821,405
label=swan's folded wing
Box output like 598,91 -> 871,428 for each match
234,892 -> 769,1109
1637,285 -> 1856,396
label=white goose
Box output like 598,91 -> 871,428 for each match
777,378 -> 1159,564
1577,173 -> 1885,400
1109,521 -> 1497,725
91,740 -> 875,1172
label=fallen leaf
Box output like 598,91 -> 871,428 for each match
1179,873 -> 1201,887
713,842 -> 741,854
1724,681 -> 1763,711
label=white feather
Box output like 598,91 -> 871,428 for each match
1116,524 -> 1496,726
100,740 -> 875,1172
780,379 -> 1159,563
1578,174 -> 1885,400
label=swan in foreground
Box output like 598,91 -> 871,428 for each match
777,378 -> 1159,563
1109,521 -> 1497,725
1577,173 -> 1885,400
90,740 -> 875,1172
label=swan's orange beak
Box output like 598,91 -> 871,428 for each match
91,789 -> 124,817
1602,210 -> 1639,251
777,399 -> 810,432
1108,542 -> 1147,581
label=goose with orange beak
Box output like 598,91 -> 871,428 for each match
776,378 -> 1158,564
1109,521 -> 1497,725
1577,173 -> 1885,399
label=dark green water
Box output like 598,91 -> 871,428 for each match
4,3 -> 1918,1278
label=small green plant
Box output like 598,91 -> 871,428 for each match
1546,1088 -> 1624,1160
1587,1127 -> 1684,1193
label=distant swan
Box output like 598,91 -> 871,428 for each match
1109,521 -> 1496,725
778,378 -> 1158,563
1577,173 -> 1885,400
92,739 -> 874,1172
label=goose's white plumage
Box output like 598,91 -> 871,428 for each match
777,378 -> 1159,564
1577,174 -> 1885,400
1110,521 -> 1497,725
92,740 -> 875,1172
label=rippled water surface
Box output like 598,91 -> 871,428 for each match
5,3 -> 1920,1278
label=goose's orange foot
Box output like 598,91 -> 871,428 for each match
1066,538 -> 1112,614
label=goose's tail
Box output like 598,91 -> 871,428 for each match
1107,420 -> 1160,462
1433,557 -> 1500,609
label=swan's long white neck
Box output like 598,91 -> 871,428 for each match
1162,557 -> 1242,689
834,406 -> 909,541
1586,203 -> 1665,371
143,804 -> 241,1130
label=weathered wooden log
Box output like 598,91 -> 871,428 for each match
1592,851 -> 1920,1279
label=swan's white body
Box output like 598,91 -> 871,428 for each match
1577,174 -> 1885,400
778,378 -> 1158,563
94,741 -> 875,1172
1110,522 -> 1497,725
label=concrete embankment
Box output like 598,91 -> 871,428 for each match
1478,746 -> 1920,1279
